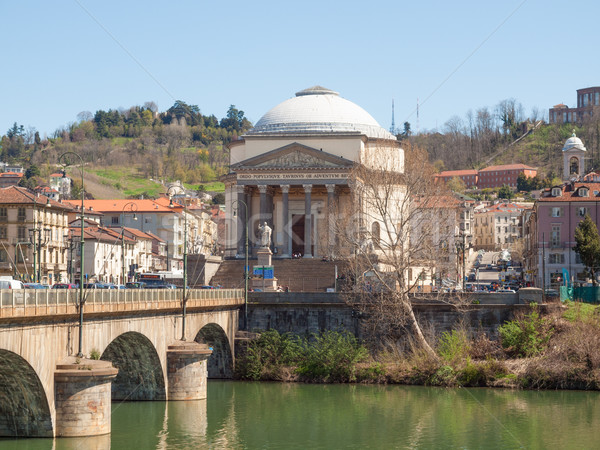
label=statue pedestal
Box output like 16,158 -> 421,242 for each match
257,247 -> 272,266
253,247 -> 278,291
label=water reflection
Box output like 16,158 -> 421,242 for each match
2,382 -> 600,449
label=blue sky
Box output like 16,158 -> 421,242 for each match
1,0 -> 598,138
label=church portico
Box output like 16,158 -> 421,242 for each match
223,86 -> 401,261
227,178 -> 347,260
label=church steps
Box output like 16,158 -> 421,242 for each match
209,259 -> 343,292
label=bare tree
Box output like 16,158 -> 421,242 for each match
77,111 -> 93,123
335,142 -> 460,357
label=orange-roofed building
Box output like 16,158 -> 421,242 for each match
436,169 -> 478,188
477,164 -> 537,189
63,198 -> 216,273
0,186 -> 71,283
0,172 -> 24,188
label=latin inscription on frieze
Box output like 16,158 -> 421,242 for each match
237,172 -> 348,180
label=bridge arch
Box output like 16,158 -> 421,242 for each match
0,350 -> 53,437
101,331 -> 166,401
195,323 -> 233,378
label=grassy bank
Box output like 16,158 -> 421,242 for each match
235,302 -> 600,389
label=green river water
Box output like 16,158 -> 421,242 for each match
3,381 -> 600,449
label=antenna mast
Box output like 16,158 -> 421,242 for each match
390,99 -> 395,134
416,97 -> 420,135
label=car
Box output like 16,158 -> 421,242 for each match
497,288 -> 516,293
200,285 -> 215,289
24,283 -> 47,289
126,282 -> 146,289
544,289 -> 560,297
52,283 -> 77,289
0,278 -> 25,289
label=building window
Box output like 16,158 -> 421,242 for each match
17,208 -> 26,222
551,225 -> 561,247
0,249 -> 7,263
552,188 -> 561,197
570,157 -> 579,175
0,208 -> 6,221
371,222 -> 380,248
18,226 -> 26,241
578,207 -> 587,217
112,216 -> 119,225
579,188 -> 589,197
549,253 -> 565,264
551,207 -> 562,217
0,227 -> 6,240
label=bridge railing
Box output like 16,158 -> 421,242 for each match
0,288 -> 244,316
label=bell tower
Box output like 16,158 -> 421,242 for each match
562,131 -> 587,180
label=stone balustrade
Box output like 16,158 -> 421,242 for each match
0,288 -> 244,318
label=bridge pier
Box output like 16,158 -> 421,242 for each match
54,358 -> 118,437
167,341 -> 213,400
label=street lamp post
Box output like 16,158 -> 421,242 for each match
455,232 -> 470,291
64,233 -> 74,283
232,199 -> 248,330
121,202 -> 138,285
28,194 -> 50,283
59,151 -> 85,358
168,187 -> 188,341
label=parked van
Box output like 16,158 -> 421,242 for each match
0,277 -> 24,289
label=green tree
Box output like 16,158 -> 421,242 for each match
212,193 -> 225,205
516,173 -> 529,191
497,184 -> 514,199
446,176 -> 466,193
25,164 -> 40,179
573,214 -> 600,286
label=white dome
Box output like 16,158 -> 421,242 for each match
245,86 -> 395,140
563,132 -> 586,152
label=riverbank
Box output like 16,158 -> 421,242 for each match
235,301 -> 600,390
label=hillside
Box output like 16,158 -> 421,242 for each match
0,101 -> 244,199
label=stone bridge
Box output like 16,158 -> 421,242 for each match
0,288 -> 243,438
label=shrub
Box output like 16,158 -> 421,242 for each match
499,306 -> 553,357
89,348 -> 101,360
296,331 -> 368,382
430,365 -> 456,386
437,329 -> 470,364
234,330 -> 302,381
458,359 -> 486,386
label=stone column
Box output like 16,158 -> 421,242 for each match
236,185 -> 246,257
167,341 -> 213,401
54,358 -> 118,437
246,188 -> 253,249
281,184 -> 290,257
327,184 -> 336,256
258,184 -> 267,219
303,184 -> 313,258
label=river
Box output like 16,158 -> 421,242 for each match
3,381 -> 600,449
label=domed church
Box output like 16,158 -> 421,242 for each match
224,86 -> 403,259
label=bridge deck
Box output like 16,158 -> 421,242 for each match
0,288 -> 244,319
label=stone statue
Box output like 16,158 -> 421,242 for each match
258,222 -> 272,248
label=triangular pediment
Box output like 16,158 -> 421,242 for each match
232,143 -> 354,170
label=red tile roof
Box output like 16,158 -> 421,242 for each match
539,182 -> 600,202
437,169 -> 478,177
0,186 -> 70,210
479,164 -> 536,172
0,172 -> 24,178
63,199 -> 176,213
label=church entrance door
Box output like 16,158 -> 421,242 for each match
291,214 -> 305,256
